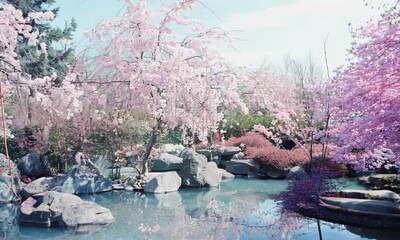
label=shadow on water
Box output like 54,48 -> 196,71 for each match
3,178 -> 400,239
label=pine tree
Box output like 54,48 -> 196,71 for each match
5,0 -> 77,82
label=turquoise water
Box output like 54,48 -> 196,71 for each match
7,178 -> 400,239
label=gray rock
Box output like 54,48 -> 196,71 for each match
320,196 -> 400,214
340,190 -> 400,203
179,149 -> 222,188
16,154 -> 46,178
217,146 -> 241,157
19,191 -> 114,232
119,167 -> 138,178
51,166 -> 112,194
196,149 -> 217,159
232,152 -> 245,160
60,201 -> 115,228
144,171 -> 181,193
151,153 -> 183,172
369,174 -> 398,186
218,169 -> 235,180
0,154 -> 21,203
358,176 -> 371,185
124,186 -> 134,192
160,144 -> 185,155
21,177 -> 53,199
0,204 -> 19,239
92,155 -> 112,177
265,168 -> 288,179
225,159 -> 260,175
112,184 -> 125,190
286,166 -> 308,180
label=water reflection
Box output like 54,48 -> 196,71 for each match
3,179 -> 400,239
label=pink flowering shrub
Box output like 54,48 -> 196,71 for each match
279,163 -> 346,211
225,132 -> 315,170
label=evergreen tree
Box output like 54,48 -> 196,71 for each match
4,0 -> 77,82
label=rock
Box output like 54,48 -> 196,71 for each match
112,184 -> 125,190
0,154 -> 21,203
61,201 -> 115,229
92,155 -> 112,177
160,144 -> 185,155
358,176 -> 371,185
125,186 -> 134,192
179,149 -> 222,187
218,169 -> 235,180
339,190 -> 400,203
16,154 -> 47,178
151,153 -> 183,172
51,166 -> 112,194
225,159 -> 260,175
212,156 -> 221,165
232,152 -> 245,160
265,168 -> 288,179
21,177 -> 53,199
19,191 -> 114,232
217,146 -> 241,157
119,167 -> 138,178
369,174 -> 399,186
286,166 -> 308,180
196,149 -> 217,159
144,171 -> 181,193
320,196 -> 400,214
0,204 -> 19,239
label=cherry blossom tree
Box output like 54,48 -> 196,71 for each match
0,3 -> 83,168
78,0 -> 247,175
331,1 -> 400,170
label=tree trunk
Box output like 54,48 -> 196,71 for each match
141,118 -> 162,175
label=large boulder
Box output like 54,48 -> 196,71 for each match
225,159 -> 260,175
0,154 -> 21,203
159,144 -> 185,155
263,167 -> 288,179
217,146 -> 241,157
286,166 -> 308,180
218,169 -> 235,180
320,196 -> 400,214
92,155 -> 112,177
21,177 -> 53,199
179,149 -> 221,188
151,153 -> 183,172
19,191 -> 114,232
16,154 -> 49,178
144,171 -> 182,193
51,166 -> 112,194
338,190 -> 400,203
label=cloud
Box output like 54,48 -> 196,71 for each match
223,0 -> 387,31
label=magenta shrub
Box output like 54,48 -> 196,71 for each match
225,132 -> 312,170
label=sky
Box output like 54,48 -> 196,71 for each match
52,0 -> 394,74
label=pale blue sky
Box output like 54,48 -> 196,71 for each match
52,0 -> 394,73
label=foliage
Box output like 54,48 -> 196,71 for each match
76,0 -> 248,174
5,0 -> 77,82
330,1 -> 400,170
88,109 -> 154,156
218,110 -> 274,139
279,164 -> 345,210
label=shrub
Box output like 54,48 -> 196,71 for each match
218,111 -> 274,139
225,132 -> 310,170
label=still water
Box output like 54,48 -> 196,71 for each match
3,178 -> 400,240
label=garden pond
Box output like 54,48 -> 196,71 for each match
4,178 -> 400,240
